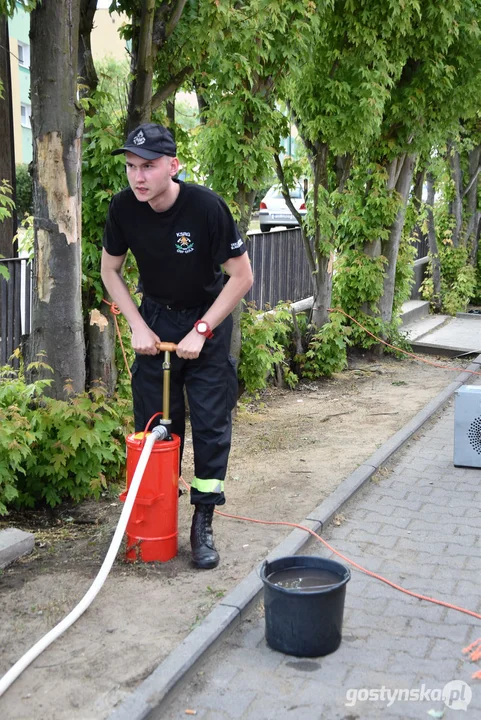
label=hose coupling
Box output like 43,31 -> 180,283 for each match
152,424 -> 169,441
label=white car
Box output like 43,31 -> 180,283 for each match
258,184 -> 307,232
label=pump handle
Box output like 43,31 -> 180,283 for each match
156,341 -> 178,353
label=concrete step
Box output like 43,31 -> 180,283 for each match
400,300 -> 430,327
400,314 -> 450,342
0,528 -> 35,568
410,315 -> 481,357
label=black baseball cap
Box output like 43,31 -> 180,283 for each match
112,123 -> 177,159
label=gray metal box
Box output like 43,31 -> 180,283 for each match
454,385 -> 481,468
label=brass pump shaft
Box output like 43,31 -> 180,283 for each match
155,342 -> 178,423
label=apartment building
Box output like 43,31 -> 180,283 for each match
8,2 -> 128,166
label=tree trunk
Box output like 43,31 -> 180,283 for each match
278,139 -> 332,329
27,0 -> 85,398
310,144 -> 332,328
379,153 -> 417,324
166,98 -> 175,127
310,253 -> 332,327
126,0 -> 155,133
0,17 -> 17,257
88,303 -> 117,394
196,87 -> 209,124
447,143 -> 463,248
412,167 -> 424,215
464,144 -> 481,261
426,172 -> 442,312
235,186 -> 256,237
78,0 -> 98,100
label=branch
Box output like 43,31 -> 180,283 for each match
274,153 -> 304,227
336,154 -> 352,193
165,0 -> 188,39
393,154 -> 407,190
151,66 -> 194,109
274,152 -> 317,275
290,307 -> 304,355
286,99 -> 315,157
462,164 -> 481,199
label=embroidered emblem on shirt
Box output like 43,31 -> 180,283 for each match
231,238 -> 244,250
133,130 -> 146,145
175,232 -> 194,254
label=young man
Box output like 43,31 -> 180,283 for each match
101,123 -> 253,569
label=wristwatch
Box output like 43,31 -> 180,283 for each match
194,319 -> 214,339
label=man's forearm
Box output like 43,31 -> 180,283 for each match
101,268 -> 146,332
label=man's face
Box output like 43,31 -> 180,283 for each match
125,152 -> 179,205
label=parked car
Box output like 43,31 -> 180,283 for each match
258,184 -> 307,232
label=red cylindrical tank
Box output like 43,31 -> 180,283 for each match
120,431 -> 180,562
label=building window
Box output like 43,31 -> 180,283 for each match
17,41 -> 30,68
20,103 -> 31,128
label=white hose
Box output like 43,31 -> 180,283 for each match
0,427 -> 165,698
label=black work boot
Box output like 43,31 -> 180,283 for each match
190,504 -> 219,569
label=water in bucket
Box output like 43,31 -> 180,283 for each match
267,567 -> 340,591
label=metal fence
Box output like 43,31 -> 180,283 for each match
0,229 -> 429,367
245,228 -> 313,309
246,226 -> 430,308
0,257 -> 32,367
411,226 -> 429,260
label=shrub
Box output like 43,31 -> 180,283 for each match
299,311 -> 350,379
0,364 -> 131,515
239,302 -> 294,395
421,245 -> 476,314
238,302 -> 354,395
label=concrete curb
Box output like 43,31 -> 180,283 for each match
108,355 -> 481,720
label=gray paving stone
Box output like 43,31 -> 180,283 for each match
387,651 -> 462,680
401,616 -> 466,640
243,690 -> 322,720
343,666 -> 417,691
381,597 -> 447,623
345,529 -> 399,549
352,629 -> 432,659
407,518 -> 460,532
365,513 -> 412,530
345,595 -> 390,615
443,538 -> 480,554
183,687 -> 257,719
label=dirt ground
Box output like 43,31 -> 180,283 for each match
0,352 -> 471,720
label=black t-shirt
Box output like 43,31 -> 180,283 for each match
103,180 -> 247,307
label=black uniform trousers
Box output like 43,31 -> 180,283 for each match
131,296 -> 238,506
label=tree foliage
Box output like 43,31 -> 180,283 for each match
196,0 -> 315,233
13,0 -> 481,403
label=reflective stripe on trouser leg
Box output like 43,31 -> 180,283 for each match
191,478 -> 225,494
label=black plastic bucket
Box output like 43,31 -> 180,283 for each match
260,555 -> 351,657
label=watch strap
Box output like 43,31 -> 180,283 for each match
194,319 -> 214,339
